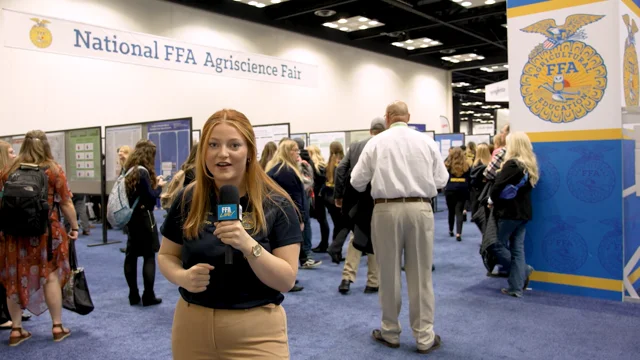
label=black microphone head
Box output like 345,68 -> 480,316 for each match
219,184 -> 240,204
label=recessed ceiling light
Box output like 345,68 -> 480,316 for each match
461,1 -> 472,6
392,42 -> 404,47
406,40 -> 413,44
485,0 -> 496,4
452,82 -> 470,88
322,16 -> 384,32
452,0 -> 463,2
420,45 -> 428,48
407,46 -> 415,50
255,3 -> 265,7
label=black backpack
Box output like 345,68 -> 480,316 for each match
0,164 -> 53,260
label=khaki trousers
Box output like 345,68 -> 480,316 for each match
172,297 -> 290,360
371,201 -> 436,350
342,233 -> 379,287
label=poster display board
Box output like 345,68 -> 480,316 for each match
434,133 -> 465,159
106,125 -> 142,181
147,119 -> 191,178
106,118 -> 192,190
46,132 -> 66,174
254,124 -> 290,160
425,131 -> 435,140
10,136 -> 24,154
408,123 -> 427,132
291,133 -> 308,148
66,127 -> 102,194
309,131 -> 347,160
192,129 -> 201,145
347,130 -> 370,146
466,134 -> 491,145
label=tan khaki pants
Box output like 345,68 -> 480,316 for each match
342,233 -> 379,287
371,201 -> 436,350
172,297 -> 290,360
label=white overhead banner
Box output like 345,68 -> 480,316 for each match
2,9 -> 318,87
485,79 -> 509,102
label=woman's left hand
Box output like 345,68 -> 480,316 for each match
213,221 -> 253,254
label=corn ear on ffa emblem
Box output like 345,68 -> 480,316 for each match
623,14 -> 639,107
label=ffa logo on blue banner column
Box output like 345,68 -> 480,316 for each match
520,14 -> 607,123
623,14 -> 639,107
218,205 -> 239,221
29,18 -> 53,48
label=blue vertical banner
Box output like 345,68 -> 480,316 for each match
147,118 -> 191,178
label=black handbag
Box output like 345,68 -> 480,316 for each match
62,239 -> 95,315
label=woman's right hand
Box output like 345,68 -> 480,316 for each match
180,263 -> 214,293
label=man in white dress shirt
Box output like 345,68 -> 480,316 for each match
350,101 -> 449,354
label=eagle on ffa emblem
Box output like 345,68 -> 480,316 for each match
29,18 -> 52,49
519,14 -> 607,123
623,14 -> 639,107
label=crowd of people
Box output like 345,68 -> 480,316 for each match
0,102 -> 538,358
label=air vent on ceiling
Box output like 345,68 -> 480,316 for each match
314,9 -> 337,17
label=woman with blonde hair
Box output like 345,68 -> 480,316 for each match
259,141 -> 277,170
444,147 -> 471,241
490,132 -> 538,298
0,140 -> 17,331
117,145 -> 132,177
492,134 -> 505,157
0,130 -> 78,346
466,141 -> 477,165
266,140 -> 321,275
158,109 -> 303,359
306,145 -> 331,252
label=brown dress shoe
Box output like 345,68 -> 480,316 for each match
417,334 -> 442,354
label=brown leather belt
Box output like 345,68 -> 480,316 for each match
374,197 -> 431,205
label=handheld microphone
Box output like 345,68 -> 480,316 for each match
218,185 -> 242,265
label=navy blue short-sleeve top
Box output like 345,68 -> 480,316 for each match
160,187 -> 302,310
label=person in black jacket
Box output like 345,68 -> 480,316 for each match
489,132 -> 538,298
469,143 -> 492,217
333,117 -> 385,294
307,146 -> 330,253
444,147 -> 471,242
266,140 -> 321,288
123,140 -> 166,306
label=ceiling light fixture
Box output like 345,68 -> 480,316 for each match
314,9 -> 336,17
452,82 -> 471,88
442,53 -> 483,63
322,16 -> 384,32
234,0 -> 290,8
480,64 -> 509,72
449,0 -> 505,8
391,37 -> 442,50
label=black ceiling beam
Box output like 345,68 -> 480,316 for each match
451,72 -> 497,84
379,0 -> 507,50
352,10 -> 505,41
274,0 -> 360,21
407,42 -> 501,57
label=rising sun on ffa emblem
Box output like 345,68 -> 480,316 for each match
520,14 -> 607,123
29,17 -> 52,49
623,14 -> 639,107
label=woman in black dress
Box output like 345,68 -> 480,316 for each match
123,140 -> 166,306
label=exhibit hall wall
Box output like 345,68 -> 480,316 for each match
0,0 -> 451,136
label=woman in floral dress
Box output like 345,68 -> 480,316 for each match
0,130 -> 79,346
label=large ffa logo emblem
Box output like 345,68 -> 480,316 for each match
29,18 -> 52,49
623,14 -> 639,107
520,14 -> 607,123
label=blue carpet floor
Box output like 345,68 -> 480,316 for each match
3,196 -> 640,359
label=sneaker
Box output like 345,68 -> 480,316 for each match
301,259 -> 322,269
524,265 -> 534,290
501,288 -> 522,298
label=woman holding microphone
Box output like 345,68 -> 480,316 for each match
158,109 -> 302,359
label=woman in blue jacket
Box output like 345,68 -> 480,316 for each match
444,147 -> 471,242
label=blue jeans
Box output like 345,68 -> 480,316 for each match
302,195 -> 312,258
497,219 -> 528,296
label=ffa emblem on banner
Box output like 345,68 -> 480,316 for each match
520,14 -> 606,123
29,18 -> 52,48
623,14 -> 639,107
